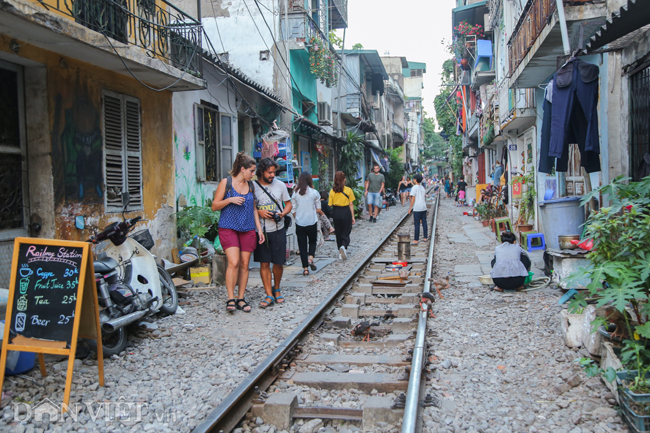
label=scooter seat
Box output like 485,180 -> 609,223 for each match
94,257 -> 119,273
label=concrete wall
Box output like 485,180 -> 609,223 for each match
172,63 -> 239,208
0,35 -> 176,259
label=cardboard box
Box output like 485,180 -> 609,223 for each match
190,266 -> 211,284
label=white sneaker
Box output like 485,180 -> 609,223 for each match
339,246 -> 347,260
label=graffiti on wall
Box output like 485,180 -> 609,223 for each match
52,88 -> 103,206
174,124 -> 215,208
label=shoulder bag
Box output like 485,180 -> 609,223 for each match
255,180 -> 293,229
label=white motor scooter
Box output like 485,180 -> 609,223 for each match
88,192 -> 178,356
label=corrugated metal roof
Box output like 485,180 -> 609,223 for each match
340,50 -> 389,80
202,50 -> 284,105
584,0 -> 650,54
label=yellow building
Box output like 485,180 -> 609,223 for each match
0,0 -> 205,286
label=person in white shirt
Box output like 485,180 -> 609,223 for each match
407,174 -> 428,245
291,172 -> 321,276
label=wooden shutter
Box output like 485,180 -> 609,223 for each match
103,91 -> 142,212
195,104 -> 206,181
103,93 -> 125,212
124,97 -> 142,210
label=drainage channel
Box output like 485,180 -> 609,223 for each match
194,192 -> 440,433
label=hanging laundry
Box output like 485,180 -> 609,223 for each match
548,58 -> 601,173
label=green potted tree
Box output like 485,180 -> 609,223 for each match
568,175 -> 650,429
511,171 -> 535,232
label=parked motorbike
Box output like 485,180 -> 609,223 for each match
87,192 -> 178,356
384,189 -> 398,207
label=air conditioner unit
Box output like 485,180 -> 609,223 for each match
317,102 -> 332,125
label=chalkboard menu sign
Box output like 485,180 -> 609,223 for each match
1,237 -> 105,412
9,243 -> 84,344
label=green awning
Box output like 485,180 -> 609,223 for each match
452,1 -> 488,29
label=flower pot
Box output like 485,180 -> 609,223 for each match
481,220 -> 489,227
620,393 -> 650,432
518,224 -> 533,233
460,58 -> 469,68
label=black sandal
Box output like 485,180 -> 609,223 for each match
236,298 -> 252,312
303,269 -> 310,276
226,299 -> 237,312
308,259 -> 317,271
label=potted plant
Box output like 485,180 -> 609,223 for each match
511,171 -> 535,232
568,175 -> 650,427
175,203 -> 221,258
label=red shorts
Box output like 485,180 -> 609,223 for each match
219,229 -> 258,252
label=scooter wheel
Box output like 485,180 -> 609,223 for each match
157,265 -> 178,315
87,327 -> 128,358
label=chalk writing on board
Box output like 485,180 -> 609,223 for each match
9,243 -> 85,344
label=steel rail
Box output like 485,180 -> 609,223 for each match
401,190 -> 440,433
193,209 -> 412,433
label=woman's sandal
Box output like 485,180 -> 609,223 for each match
260,295 -> 274,308
303,269 -> 310,276
273,289 -> 284,304
236,298 -> 252,313
491,286 -> 504,292
226,299 -> 237,312
308,259 -> 317,271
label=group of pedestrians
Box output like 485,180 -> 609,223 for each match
212,153 -> 356,313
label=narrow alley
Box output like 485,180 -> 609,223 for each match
424,194 -> 625,433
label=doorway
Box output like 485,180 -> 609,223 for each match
0,60 -> 29,287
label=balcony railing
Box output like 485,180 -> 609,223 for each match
507,0 -> 557,76
331,0 -> 348,29
36,0 -> 202,76
392,122 -> 405,138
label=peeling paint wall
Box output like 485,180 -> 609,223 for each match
0,36 -> 177,259
202,0 -> 277,90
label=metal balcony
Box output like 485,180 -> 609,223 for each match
499,87 -> 536,132
36,0 -> 202,76
507,0 -> 606,87
330,0 -> 348,29
392,122 -> 405,139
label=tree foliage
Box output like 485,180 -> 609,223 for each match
421,113 -> 447,161
352,43 -> 364,50
434,58 -> 463,177
384,147 -> 406,190
339,132 -> 365,189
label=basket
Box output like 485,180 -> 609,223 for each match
130,229 -> 154,251
620,392 -> 650,432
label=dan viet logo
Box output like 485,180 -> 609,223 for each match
13,397 -> 177,424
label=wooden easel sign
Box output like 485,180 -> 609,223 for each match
0,238 -> 104,412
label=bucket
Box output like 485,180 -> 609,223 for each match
538,196 -> 585,250
0,320 -> 36,375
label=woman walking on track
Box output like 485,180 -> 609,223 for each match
328,171 -> 356,260
291,172 -> 321,276
212,152 -> 265,313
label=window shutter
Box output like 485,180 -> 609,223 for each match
195,104 -> 206,181
103,94 -> 125,212
124,96 -> 142,210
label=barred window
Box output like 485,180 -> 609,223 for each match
195,103 -> 233,182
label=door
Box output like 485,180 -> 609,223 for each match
478,152 -> 486,184
0,60 -> 29,287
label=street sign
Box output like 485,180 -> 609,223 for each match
509,144 -> 517,151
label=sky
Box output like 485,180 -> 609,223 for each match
340,0 -> 457,124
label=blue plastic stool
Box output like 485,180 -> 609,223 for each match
527,233 -> 546,252
474,39 -> 493,70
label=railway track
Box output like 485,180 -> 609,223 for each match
194,191 -> 440,433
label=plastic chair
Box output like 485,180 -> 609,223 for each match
494,217 -> 512,243
520,230 -> 537,246
527,233 -> 546,252
474,39 -> 493,71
